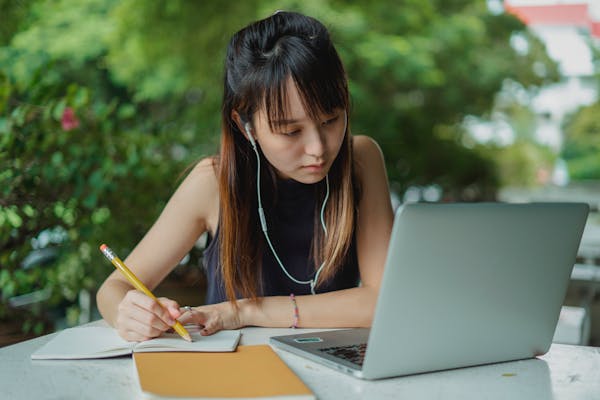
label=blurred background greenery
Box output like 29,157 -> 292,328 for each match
1,0 -> 598,344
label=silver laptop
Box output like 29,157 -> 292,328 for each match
270,202 -> 589,379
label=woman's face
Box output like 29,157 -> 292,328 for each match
250,79 -> 347,184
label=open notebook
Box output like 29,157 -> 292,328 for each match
31,325 -> 241,360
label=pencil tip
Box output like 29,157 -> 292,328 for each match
184,334 -> 193,342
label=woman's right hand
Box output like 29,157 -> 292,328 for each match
114,289 -> 182,342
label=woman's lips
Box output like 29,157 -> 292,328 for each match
302,162 -> 325,172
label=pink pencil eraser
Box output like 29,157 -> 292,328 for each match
100,244 -> 107,252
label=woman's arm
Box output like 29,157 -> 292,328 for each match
182,135 -> 394,333
96,158 -> 218,341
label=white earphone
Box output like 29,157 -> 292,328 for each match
243,121 -> 329,294
244,122 -> 257,148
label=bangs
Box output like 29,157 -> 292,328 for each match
248,35 -> 348,131
264,72 -> 347,132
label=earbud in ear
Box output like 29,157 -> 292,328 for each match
244,122 -> 257,148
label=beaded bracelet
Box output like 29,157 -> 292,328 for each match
290,293 -> 299,329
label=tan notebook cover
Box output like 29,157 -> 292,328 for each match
133,344 -> 314,399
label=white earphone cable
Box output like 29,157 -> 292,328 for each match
246,123 -> 328,294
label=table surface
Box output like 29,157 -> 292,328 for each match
2,321 -> 600,400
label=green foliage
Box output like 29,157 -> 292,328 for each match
485,141 -> 556,187
106,1 -> 261,101
11,0 -> 116,65
562,103 -> 600,180
0,43 -> 201,332
270,0 -> 558,194
0,0 -> 36,45
0,0 -> 560,333
475,93 -> 559,187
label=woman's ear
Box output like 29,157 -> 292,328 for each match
231,110 -> 255,143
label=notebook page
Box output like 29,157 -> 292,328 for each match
31,326 -> 134,359
134,328 -> 241,352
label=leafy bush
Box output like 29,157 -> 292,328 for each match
0,61 -> 205,331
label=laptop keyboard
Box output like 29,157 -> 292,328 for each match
319,343 -> 368,366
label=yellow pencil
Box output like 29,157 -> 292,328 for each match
99,244 -> 192,342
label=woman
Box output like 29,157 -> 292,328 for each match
96,11 -> 394,342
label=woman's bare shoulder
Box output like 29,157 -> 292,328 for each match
352,135 -> 385,171
175,156 -> 220,230
190,156 -> 219,180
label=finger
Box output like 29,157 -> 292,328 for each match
177,306 -> 197,324
127,292 -> 176,326
129,317 -> 166,338
201,325 -> 219,336
119,298 -> 173,332
176,317 -> 205,333
181,309 -> 211,328
117,308 -> 166,335
137,304 -> 174,331
117,317 -> 164,341
120,328 -> 151,342
116,328 -> 144,342
200,315 -> 222,336
179,305 -> 193,315
158,297 -> 182,319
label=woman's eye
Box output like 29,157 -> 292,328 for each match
281,130 -> 300,137
322,116 -> 339,126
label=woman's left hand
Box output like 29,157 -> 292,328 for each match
178,301 -> 243,335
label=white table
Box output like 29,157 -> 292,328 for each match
1,321 -> 600,399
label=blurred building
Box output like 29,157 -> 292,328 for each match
505,0 -> 600,41
505,0 -> 598,155
471,1 -> 598,186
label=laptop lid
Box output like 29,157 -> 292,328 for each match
271,202 -> 588,380
361,202 -> 588,379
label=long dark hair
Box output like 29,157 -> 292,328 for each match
218,11 -> 358,303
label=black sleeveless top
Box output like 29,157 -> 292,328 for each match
203,178 -> 360,304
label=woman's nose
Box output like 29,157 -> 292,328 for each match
305,128 -> 325,158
